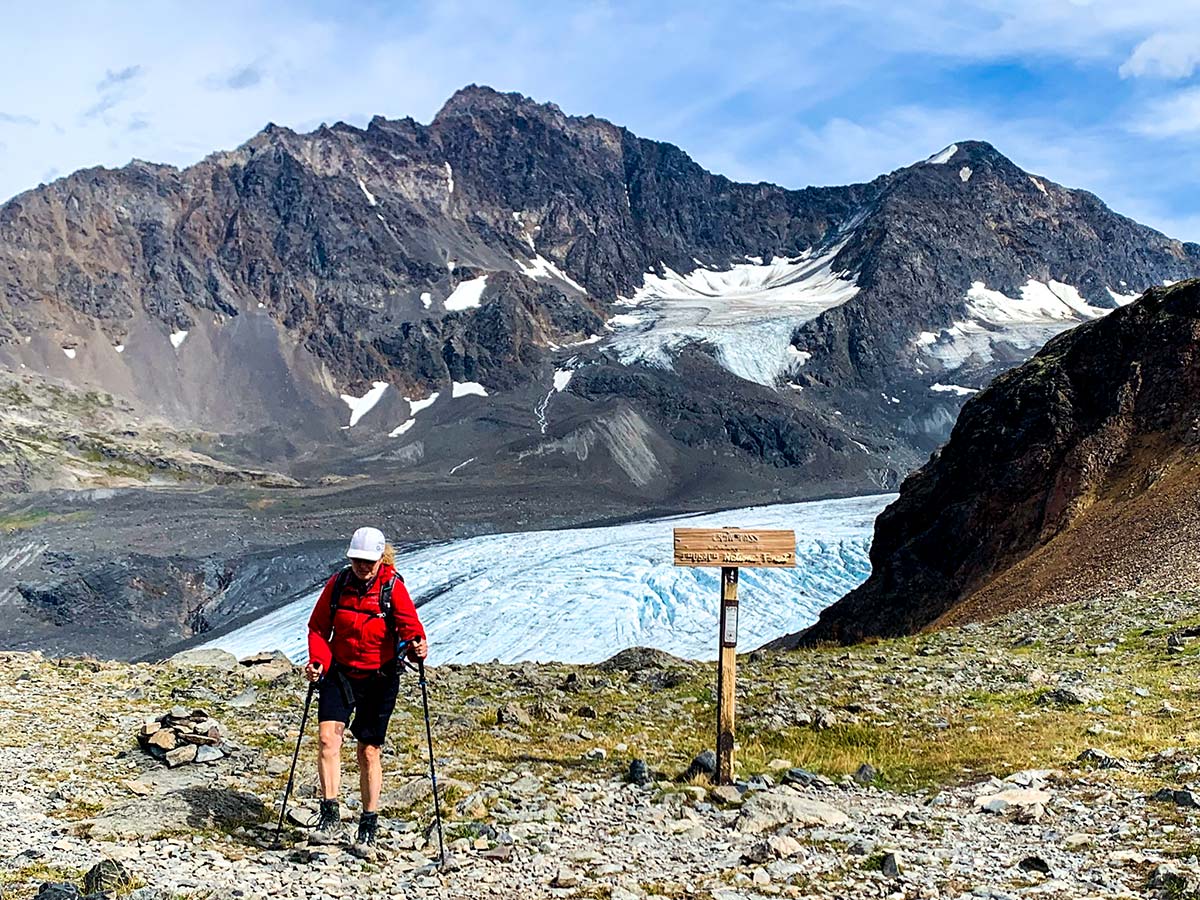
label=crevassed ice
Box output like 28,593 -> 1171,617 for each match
340,381 -> 389,427
444,275 -> 488,311
608,246 -> 859,387
921,279 -> 1121,371
203,493 -> 893,665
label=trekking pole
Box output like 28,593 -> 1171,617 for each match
274,678 -> 317,847
417,657 -> 448,870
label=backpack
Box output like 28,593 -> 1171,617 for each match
329,566 -> 404,638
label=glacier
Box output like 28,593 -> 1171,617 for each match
203,493 -> 893,665
607,246 -> 859,387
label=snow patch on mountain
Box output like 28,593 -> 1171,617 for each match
169,330 -> 189,349
61,348 -> 75,360
203,493 -> 893,665
445,275 -> 488,311
608,247 -> 859,386
959,166 -> 973,183
926,144 -> 958,165
1107,287 -> 1141,306
357,178 -> 377,206
340,381 -> 388,428
931,383 -> 980,396
519,255 -> 585,293
452,381 -> 488,398
921,280 -> 1116,371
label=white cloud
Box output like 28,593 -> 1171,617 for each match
1120,31 -> 1200,79
0,0 -> 1197,247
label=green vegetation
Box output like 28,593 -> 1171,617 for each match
0,508 -> 91,533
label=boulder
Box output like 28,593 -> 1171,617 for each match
736,790 -> 851,833
239,650 -> 295,682
167,648 -> 241,671
86,787 -> 266,840
84,860 -> 132,894
973,788 -> 1050,821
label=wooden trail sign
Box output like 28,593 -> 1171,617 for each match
673,527 -> 796,784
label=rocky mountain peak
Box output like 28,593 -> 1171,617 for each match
434,84 -> 567,123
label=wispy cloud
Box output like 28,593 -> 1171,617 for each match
97,65 -> 143,91
0,112 -> 38,126
205,62 -> 265,91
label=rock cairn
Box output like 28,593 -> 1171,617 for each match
137,706 -> 228,767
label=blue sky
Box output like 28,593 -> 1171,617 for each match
1,0 -> 1198,240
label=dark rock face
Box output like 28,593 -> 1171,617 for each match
783,279 -> 1200,646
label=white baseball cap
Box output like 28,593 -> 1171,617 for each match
346,526 -> 386,561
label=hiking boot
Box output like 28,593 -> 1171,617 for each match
308,799 -> 347,845
349,812 -> 379,860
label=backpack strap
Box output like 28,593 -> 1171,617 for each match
379,575 -> 399,629
329,567 -> 353,618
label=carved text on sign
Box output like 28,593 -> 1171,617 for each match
672,528 -> 796,568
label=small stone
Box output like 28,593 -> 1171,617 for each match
783,767 -> 818,787
974,788 -> 1049,822
286,807 -> 318,827
194,745 -> 225,764
880,850 -> 901,878
147,730 -> 177,751
34,884 -> 80,900
710,785 -> 743,805
165,744 -> 198,767
496,704 -> 531,727
1018,855 -> 1051,875
627,759 -> 651,786
551,868 -> 580,888
853,763 -> 878,785
84,859 -> 132,894
682,750 -> 717,781
227,687 -> 258,709
585,747 -> 607,761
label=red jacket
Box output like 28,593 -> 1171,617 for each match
307,563 -> 425,672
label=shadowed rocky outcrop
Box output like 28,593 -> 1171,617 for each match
776,279 -> 1200,646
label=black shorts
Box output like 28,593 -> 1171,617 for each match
317,659 -> 400,746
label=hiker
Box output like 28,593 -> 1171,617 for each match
304,526 -> 427,856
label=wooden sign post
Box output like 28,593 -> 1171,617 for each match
673,527 -> 796,785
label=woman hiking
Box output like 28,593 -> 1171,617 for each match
304,526 -> 428,857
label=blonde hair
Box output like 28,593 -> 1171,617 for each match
382,543 -> 395,567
